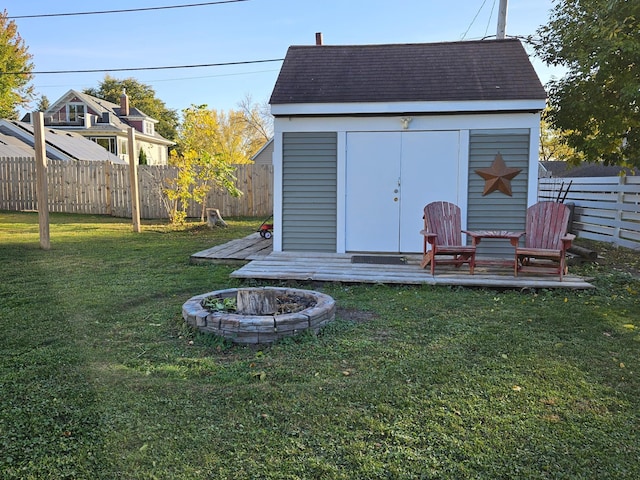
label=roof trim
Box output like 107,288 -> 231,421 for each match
271,99 -> 547,116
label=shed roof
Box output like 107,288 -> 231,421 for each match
270,39 -> 546,105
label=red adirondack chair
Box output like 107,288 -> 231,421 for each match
515,201 -> 575,280
420,201 -> 476,275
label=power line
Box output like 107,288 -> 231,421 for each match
2,58 -> 284,76
7,0 -> 249,20
484,0 -> 498,38
461,0 -> 490,40
33,68 -> 280,88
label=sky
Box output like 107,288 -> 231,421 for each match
5,0 -> 564,118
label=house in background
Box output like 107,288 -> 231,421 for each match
251,138 -> 273,165
0,119 -> 125,163
269,38 -> 547,257
539,161 -> 637,178
22,89 -> 173,165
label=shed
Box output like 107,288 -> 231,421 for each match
269,39 -> 547,257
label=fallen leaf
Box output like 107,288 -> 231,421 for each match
512,385 -> 522,392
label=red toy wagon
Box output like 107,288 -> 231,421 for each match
257,217 -> 273,239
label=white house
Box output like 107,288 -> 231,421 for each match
23,89 -> 174,165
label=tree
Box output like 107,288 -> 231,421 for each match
0,10 -> 34,118
539,109 -> 584,163
84,75 -> 178,141
176,104 -> 260,164
238,94 -> 273,149
36,95 -> 50,112
533,0 -> 640,167
138,148 -> 148,166
163,105 -> 242,224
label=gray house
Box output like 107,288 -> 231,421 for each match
251,138 -> 274,165
269,39 -> 547,257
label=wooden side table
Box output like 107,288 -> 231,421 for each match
463,230 -> 525,268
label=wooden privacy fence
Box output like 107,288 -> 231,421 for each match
539,176 -> 640,250
0,157 -> 273,219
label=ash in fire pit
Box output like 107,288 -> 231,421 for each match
182,287 -> 336,344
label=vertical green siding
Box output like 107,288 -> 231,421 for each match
467,130 -> 530,258
282,132 -> 337,252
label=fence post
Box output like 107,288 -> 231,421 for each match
127,127 -> 141,232
33,112 -> 50,250
105,161 -> 113,216
615,176 -> 625,244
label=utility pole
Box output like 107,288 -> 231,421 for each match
496,0 -> 508,39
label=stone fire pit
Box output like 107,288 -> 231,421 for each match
182,287 -> 336,344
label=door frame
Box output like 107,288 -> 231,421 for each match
342,130 -> 469,253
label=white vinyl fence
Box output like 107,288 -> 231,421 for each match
539,176 -> 640,250
0,157 -> 273,219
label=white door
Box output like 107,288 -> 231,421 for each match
346,131 -> 460,253
399,131 -> 460,252
345,132 -> 402,252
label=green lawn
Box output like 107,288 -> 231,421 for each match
1,212 -> 638,479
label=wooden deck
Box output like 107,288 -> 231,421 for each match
190,232 -> 273,264
192,234 -> 594,289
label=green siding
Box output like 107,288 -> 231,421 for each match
282,132 -> 337,252
467,130 -> 530,258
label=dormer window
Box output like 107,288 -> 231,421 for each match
67,103 -> 85,123
143,121 -> 155,135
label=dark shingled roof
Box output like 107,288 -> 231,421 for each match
270,39 -> 546,105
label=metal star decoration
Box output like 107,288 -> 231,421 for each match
474,153 -> 522,196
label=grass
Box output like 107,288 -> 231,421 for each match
1,211 -> 639,479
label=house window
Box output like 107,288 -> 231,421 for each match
67,103 -> 85,123
143,121 -> 154,135
89,137 -> 117,154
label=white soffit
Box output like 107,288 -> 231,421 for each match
271,99 -> 546,116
